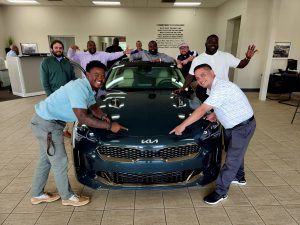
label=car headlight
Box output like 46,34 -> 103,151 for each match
199,121 -> 221,141
73,122 -> 99,146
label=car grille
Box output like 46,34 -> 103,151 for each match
97,169 -> 201,185
97,144 -> 200,161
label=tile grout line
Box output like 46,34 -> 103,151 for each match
187,187 -> 202,225
161,191 -> 168,225
99,189 -> 109,225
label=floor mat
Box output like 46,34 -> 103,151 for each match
0,86 -> 22,102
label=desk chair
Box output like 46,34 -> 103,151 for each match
291,93 -> 300,124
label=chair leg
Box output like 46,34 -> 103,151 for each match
291,100 -> 300,124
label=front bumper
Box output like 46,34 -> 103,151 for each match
73,138 -> 222,190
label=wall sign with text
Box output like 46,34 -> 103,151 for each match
156,24 -> 185,48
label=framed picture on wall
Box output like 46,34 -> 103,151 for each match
273,42 -> 291,58
20,43 -> 38,55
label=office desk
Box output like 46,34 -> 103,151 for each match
6,55 -> 47,97
267,72 -> 300,105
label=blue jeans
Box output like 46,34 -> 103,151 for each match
31,113 -> 73,200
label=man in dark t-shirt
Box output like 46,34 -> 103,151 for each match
176,43 -> 198,78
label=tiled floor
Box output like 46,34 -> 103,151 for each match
0,92 -> 300,225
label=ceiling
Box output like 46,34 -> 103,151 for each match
0,0 -> 228,8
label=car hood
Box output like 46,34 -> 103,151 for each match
99,90 -> 191,136
83,90 -> 220,146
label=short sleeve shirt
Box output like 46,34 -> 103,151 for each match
189,51 -> 240,81
177,50 -> 198,76
35,78 -> 96,122
204,78 -> 254,129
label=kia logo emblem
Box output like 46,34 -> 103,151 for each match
141,139 -> 158,144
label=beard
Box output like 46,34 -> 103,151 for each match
52,51 -> 63,57
149,49 -> 158,55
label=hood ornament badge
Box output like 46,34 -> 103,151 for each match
173,96 -> 186,108
109,98 -> 124,109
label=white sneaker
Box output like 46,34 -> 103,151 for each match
62,194 -> 90,207
31,193 -> 60,205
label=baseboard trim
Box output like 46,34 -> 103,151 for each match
241,88 -> 259,92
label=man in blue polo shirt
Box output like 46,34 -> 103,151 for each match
30,60 -> 127,207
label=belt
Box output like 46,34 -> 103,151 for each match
54,120 -> 66,126
232,115 -> 254,129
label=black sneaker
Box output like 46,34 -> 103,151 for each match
203,191 -> 228,205
231,176 -> 247,186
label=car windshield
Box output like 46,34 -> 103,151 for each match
105,62 -> 185,90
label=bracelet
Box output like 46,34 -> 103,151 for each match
106,122 -> 112,131
245,57 -> 251,61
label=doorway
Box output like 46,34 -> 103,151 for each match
225,16 -> 241,82
89,36 -> 126,51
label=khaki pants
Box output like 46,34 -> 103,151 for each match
31,113 -> 73,200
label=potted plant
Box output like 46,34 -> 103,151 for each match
5,37 -> 14,54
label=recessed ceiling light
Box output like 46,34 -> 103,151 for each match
7,0 -> 39,3
174,2 -> 201,7
92,1 -> 121,6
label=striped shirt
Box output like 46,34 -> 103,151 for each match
204,78 -> 253,129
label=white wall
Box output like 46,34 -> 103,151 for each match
216,0 -> 272,89
0,6 -> 6,57
270,0 -> 300,72
2,1 -> 300,89
1,6 -> 216,58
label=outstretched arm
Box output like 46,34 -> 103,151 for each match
89,103 -> 110,123
169,103 -> 212,135
73,108 -> 128,133
67,45 -> 81,63
237,45 -> 257,68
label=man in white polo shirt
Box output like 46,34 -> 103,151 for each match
176,34 -> 257,102
170,64 -> 256,205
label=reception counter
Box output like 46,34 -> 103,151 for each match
6,55 -> 47,97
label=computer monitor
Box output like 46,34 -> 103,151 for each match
20,43 -> 38,55
286,59 -> 297,71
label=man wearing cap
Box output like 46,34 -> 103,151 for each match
176,43 -> 198,78
175,34 -> 257,102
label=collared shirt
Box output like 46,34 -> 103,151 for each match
55,56 -> 63,62
67,48 -> 124,69
204,78 -> 253,129
189,50 -> 240,80
130,51 -> 175,63
35,78 -> 96,122
6,50 -> 18,57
